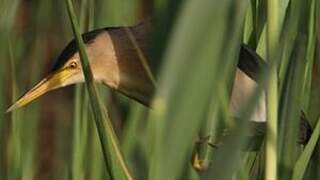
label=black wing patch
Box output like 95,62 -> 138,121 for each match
238,44 -> 268,82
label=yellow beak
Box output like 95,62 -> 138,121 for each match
6,68 -> 74,113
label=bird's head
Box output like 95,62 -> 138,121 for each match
7,25 -> 155,112
6,29 -> 114,112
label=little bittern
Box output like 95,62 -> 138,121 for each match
7,20 -> 263,115
6,20 -> 312,142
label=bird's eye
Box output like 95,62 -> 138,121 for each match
69,61 -> 78,69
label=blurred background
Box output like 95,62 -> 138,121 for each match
0,1 -> 154,179
0,0 -> 319,180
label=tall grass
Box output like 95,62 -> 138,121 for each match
0,0 -> 319,180
265,0 -> 280,179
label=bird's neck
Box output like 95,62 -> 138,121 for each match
105,21 -> 155,106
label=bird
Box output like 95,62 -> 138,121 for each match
6,20 -> 262,116
6,19 -> 311,144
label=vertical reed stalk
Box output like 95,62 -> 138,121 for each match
65,0 -> 132,179
266,0 -> 280,179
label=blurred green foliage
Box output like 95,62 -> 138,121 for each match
0,0 -> 319,180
